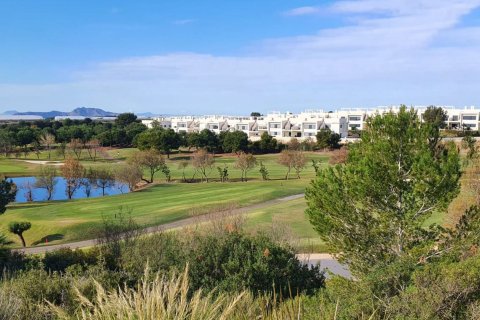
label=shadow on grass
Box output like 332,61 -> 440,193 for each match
31,233 -> 65,245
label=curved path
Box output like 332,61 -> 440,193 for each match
18,193 -> 306,255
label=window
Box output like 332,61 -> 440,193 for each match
465,123 -> 476,128
463,115 -> 477,120
451,116 -> 459,121
305,123 -> 316,129
349,116 -> 361,121
350,124 -> 361,129
270,123 -> 280,129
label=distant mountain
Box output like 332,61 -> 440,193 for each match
15,110 -> 67,118
69,107 -> 117,117
136,112 -> 159,118
1,110 -> 19,115
14,107 -> 118,119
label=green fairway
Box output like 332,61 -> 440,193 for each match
0,151 -> 329,247
0,158 -> 43,176
244,197 -> 327,253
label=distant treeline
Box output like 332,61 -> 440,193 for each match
0,113 -> 342,158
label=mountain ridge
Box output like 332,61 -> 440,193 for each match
12,107 -> 118,118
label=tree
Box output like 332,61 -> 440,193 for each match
259,161 -> 269,180
0,179 -> 17,214
423,106 -> 447,129
198,129 -> 219,153
306,106 -> 461,276
85,139 -> 101,161
81,168 -> 98,198
462,134 -> 478,162
191,149 -> 215,182
234,152 -> 257,182
95,168 -> 115,196
316,128 -> 340,150
287,138 -> 301,150
115,113 -> 138,127
158,129 -> 181,158
35,166 -> 57,201
0,129 -> 16,157
178,161 -> 189,182
16,128 -> 35,158
8,221 -> 31,247
116,163 -> 142,191
68,138 -> 83,160
131,149 -> 165,183
222,131 -> 248,154
250,112 -> 261,117
423,106 -> 447,149
259,132 -> 278,153
292,151 -> 307,178
56,142 -> 67,159
61,157 -> 84,199
217,165 -> 229,182
278,149 -> 305,180
39,133 -> 56,160
32,141 -> 42,159
136,128 -> 181,158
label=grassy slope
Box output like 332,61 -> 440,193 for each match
244,197 -> 327,252
0,152 -> 328,247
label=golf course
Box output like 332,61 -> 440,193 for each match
0,150 -> 329,247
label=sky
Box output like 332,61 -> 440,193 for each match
1,0 -> 480,115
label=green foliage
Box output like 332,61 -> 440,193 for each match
119,230 -> 325,296
316,128 -> 340,150
259,132 -> 279,153
222,131 -> 249,153
115,113 -> 138,127
135,128 -> 181,157
462,134 -> 478,161
423,105 -> 447,129
0,179 -> 16,214
8,221 -> 32,247
259,161 -> 269,180
43,247 -> 98,272
306,106 -> 461,276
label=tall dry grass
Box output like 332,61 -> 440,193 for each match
49,265 -> 317,320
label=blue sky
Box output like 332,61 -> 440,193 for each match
1,0 -> 480,114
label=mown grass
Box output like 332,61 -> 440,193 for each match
244,197 -> 327,253
0,152 -> 328,247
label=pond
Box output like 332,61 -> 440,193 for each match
8,176 -> 129,203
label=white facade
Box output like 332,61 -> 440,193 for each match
142,112 -> 348,142
141,106 -> 480,141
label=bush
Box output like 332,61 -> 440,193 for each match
43,248 -> 98,272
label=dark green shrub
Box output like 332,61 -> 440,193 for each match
43,247 -> 98,272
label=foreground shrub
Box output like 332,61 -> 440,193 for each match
0,288 -> 19,320
51,267 -> 249,320
43,247 -> 98,272
120,230 -> 325,296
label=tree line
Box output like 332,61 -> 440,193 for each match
0,112 -> 342,159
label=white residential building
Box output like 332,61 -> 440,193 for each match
141,106 -> 480,141
142,111 -> 348,142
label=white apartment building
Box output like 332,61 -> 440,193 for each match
141,106 -> 480,141
142,111 -> 348,142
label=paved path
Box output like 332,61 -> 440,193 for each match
18,193 -> 306,255
297,253 -> 351,279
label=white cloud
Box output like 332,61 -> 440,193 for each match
2,0 -> 480,113
283,6 -> 322,16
